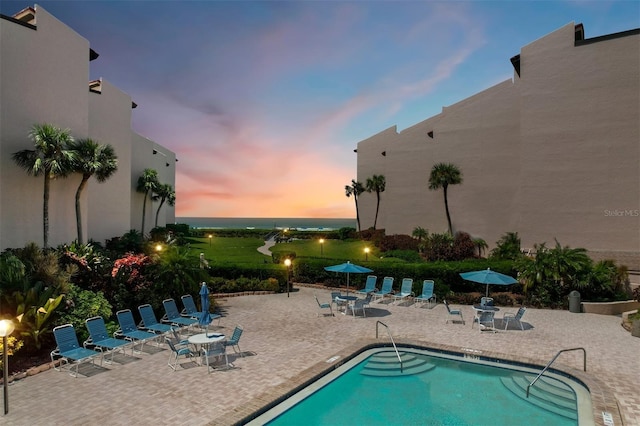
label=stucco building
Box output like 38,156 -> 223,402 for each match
0,5 -> 176,250
356,23 -> 639,270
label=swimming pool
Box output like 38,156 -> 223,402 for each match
247,347 -> 593,426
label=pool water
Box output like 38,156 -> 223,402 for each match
251,348 -> 591,426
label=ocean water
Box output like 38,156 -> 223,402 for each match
177,217 -> 356,231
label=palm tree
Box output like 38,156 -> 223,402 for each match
473,237 -> 488,258
136,168 -> 159,236
428,162 -> 463,235
365,174 -> 386,230
345,179 -> 365,232
67,138 -> 118,244
153,183 -> 176,228
12,124 -> 76,248
412,226 -> 428,243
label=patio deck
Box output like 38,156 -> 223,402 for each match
4,286 -> 639,425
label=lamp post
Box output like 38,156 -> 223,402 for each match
155,243 -> 163,253
364,247 -> 370,261
284,258 -> 292,298
319,238 -> 324,256
208,234 -> 212,247
0,319 -> 15,415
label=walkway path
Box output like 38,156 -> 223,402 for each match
256,236 -> 276,256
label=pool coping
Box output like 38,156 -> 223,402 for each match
218,338 -> 622,426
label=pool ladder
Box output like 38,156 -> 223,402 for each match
376,321 -> 403,373
526,347 -> 586,398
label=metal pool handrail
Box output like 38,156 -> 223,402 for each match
376,321 -> 403,373
526,347 -> 586,398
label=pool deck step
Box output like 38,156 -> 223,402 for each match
500,375 -> 577,420
361,351 -> 435,377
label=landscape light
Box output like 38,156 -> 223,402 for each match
0,319 -> 15,415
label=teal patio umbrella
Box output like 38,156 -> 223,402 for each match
460,268 -> 518,297
324,261 -> 373,296
199,282 -> 212,335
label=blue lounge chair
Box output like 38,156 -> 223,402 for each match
444,300 -> 465,325
357,275 -> 377,294
224,325 -> 244,357
181,294 -> 222,324
115,309 -> 160,352
414,280 -> 436,308
162,298 -> 198,329
392,278 -> 413,304
84,316 -> 131,363
138,304 -> 173,334
372,277 -> 394,302
51,324 -> 102,377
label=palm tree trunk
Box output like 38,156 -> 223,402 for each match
43,173 -> 50,248
443,186 -> 453,235
373,191 -> 380,230
155,198 -> 166,228
141,190 -> 148,235
75,176 -> 89,244
354,197 -> 361,232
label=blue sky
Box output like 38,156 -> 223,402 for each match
3,1 -> 639,218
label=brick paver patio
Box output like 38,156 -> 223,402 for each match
4,286 -> 639,425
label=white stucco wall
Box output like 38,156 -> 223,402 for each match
0,6 -> 89,248
357,23 -> 640,267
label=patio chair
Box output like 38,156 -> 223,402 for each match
165,336 -> 196,371
349,292 -> 373,318
371,277 -> 394,302
115,309 -> 160,352
181,294 -> 222,324
162,298 -> 198,329
204,340 -> 230,372
138,304 -> 173,334
414,280 -> 436,308
314,294 -> 334,317
392,278 -> 413,304
477,311 -> 496,332
331,291 -> 347,312
444,300 -> 465,324
480,297 -> 494,307
51,324 -> 102,377
357,275 -> 377,294
84,316 -> 131,363
224,325 -> 244,357
502,307 -> 527,330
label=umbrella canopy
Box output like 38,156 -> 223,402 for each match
459,268 -> 518,297
324,261 -> 373,295
199,282 -> 212,334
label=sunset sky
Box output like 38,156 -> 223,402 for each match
2,1 -> 638,218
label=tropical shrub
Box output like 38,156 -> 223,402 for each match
383,250 -> 422,263
379,234 -> 419,252
490,232 -> 522,260
56,284 -> 112,344
0,336 -> 23,370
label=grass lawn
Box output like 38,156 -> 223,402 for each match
189,236 -> 390,264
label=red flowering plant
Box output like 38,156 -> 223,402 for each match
111,253 -> 152,291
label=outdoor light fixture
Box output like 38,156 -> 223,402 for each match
364,247 -> 370,261
208,234 -> 212,247
319,239 -> 325,256
284,258 -> 292,298
155,244 -> 163,252
0,319 -> 15,415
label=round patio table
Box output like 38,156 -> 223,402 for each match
188,333 -> 227,369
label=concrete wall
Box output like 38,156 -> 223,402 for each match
356,23 -> 640,268
87,79 -> 134,244
0,5 -> 176,249
0,6 -> 89,248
